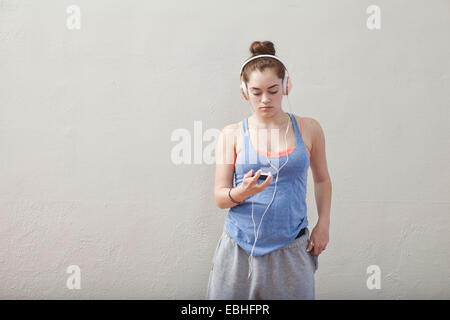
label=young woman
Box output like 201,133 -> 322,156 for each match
206,41 -> 332,300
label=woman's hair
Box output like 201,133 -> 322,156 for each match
241,41 -> 286,84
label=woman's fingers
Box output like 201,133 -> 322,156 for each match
251,169 -> 262,182
261,173 -> 273,187
255,172 -> 272,191
315,247 -> 324,255
309,242 -> 326,255
243,169 -> 274,195
244,169 -> 254,178
306,240 -> 313,252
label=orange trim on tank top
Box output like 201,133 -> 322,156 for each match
235,146 -> 295,158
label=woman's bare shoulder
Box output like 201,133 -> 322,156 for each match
220,121 -> 242,155
293,114 -> 319,131
221,121 -> 242,136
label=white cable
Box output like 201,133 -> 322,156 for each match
247,112 -> 291,278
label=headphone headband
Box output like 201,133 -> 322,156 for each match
239,54 -> 287,76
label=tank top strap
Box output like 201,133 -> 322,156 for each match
241,118 -> 250,163
288,112 -> 302,147
242,117 -> 249,135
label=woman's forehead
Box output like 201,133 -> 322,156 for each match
248,69 -> 281,89
248,68 -> 279,80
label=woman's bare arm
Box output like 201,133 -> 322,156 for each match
214,124 -> 248,209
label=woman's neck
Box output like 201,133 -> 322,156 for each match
248,110 -> 289,129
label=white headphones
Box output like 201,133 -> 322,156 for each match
239,54 -> 291,100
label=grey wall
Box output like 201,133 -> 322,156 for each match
0,0 -> 449,299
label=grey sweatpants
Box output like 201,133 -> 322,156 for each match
205,227 -> 318,300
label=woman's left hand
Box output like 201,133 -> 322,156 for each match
306,222 -> 329,255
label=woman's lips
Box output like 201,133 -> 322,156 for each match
260,106 -> 273,109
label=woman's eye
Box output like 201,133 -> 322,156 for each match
253,91 -> 278,96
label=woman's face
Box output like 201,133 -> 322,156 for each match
246,68 -> 283,115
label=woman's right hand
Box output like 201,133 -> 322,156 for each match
237,169 -> 273,198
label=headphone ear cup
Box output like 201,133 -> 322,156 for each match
286,76 -> 292,95
282,73 -> 288,95
240,81 -> 249,100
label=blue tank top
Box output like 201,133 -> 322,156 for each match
225,112 -> 311,257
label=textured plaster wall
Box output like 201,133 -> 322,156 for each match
0,0 -> 449,299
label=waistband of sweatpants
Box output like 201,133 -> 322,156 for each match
222,226 -> 309,251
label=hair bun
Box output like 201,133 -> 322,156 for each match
249,41 -> 276,56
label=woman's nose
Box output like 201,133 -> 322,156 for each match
262,93 -> 271,103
